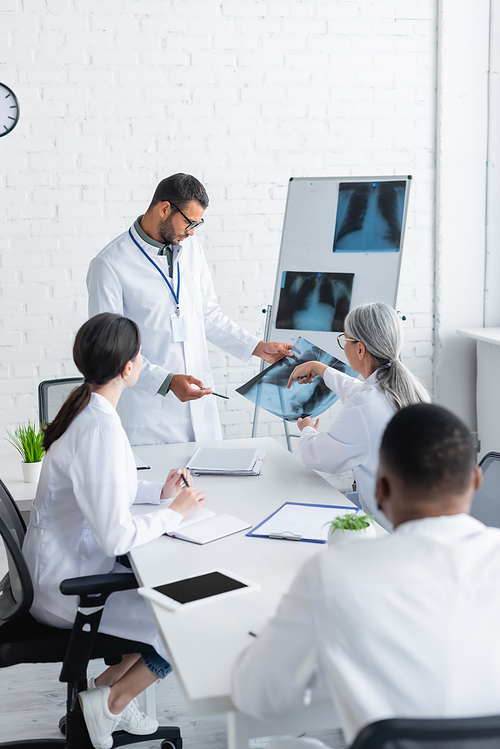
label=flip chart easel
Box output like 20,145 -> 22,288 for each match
251,175 -> 412,449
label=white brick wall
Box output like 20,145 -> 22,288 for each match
0,0 -> 436,445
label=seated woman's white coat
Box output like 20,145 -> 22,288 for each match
23,392 -> 180,659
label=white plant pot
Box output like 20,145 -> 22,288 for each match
328,524 -> 377,545
21,460 -> 43,483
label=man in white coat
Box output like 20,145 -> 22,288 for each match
232,404 -> 500,746
87,173 -> 291,445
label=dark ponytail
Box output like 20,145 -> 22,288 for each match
42,313 -> 141,451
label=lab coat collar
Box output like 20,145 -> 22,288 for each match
172,241 -> 184,264
90,392 -> 121,422
394,513 -> 487,542
129,223 -> 185,264
359,370 -> 381,390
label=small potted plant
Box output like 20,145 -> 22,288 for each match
327,512 -> 376,545
6,421 -> 45,483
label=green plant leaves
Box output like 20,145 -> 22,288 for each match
328,513 -> 374,534
6,421 -> 45,463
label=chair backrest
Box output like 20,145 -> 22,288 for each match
38,377 -> 84,426
0,480 -> 33,626
469,452 -> 500,528
350,715 -> 500,749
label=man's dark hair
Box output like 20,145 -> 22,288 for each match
150,173 -> 209,211
380,403 -> 476,494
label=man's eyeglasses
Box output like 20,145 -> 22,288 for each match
170,202 -> 205,231
337,334 -> 358,350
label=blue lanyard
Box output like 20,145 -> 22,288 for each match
128,228 -> 181,314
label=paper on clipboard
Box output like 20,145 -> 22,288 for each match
247,502 -> 358,544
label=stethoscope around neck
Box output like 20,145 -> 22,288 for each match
128,227 -> 181,315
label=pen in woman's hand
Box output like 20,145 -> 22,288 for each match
177,468 -> 190,488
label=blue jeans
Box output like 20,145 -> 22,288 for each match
141,651 -> 172,679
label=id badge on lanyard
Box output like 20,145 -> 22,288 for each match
171,309 -> 188,342
129,229 -> 189,342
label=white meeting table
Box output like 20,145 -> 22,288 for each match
130,437 -> 360,749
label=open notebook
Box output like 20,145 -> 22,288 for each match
166,506 -> 251,545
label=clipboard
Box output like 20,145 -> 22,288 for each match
246,502 -> 358,544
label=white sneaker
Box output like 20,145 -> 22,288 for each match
117,697 -> 158,735
79,686 -> 122,749
88,677 -> 158,735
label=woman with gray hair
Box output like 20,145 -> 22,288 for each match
287,302 -> 430,527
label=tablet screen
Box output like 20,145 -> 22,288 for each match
154,571 -> 248,605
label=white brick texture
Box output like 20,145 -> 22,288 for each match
0,0 -> 436,442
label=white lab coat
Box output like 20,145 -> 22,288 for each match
87,226 -> 260,445
299,368 -> 395,528
232,514 -> 500,745
22,393 -> 184,660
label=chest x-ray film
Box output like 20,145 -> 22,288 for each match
267,176 -> 411,355
333,180 -> 406,252
236,337 -> 356,421
275,271 -> 354,332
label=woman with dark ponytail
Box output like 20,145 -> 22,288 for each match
287,302 -> 430,529
23,313 -> 206,749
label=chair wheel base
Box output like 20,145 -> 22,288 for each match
112,727 -> 182,748
59,714 -> 182,748
161,741 -> 183,749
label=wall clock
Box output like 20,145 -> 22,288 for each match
0,83 -> 20,137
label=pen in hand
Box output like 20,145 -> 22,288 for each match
192,384 -> 229,400
177,468 -> 190,488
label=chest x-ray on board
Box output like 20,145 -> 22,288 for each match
236,337 -> 356,421
268,175 -> 411,354
333,181 -> 406,252
275,271 -> 354,332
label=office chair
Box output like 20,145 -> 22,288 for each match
469,451 -> 500,528
0,478 -> 182,749
349,715 -> 500,748
38,377 -> 84,426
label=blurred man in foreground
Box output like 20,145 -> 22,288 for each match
233,404 -> 500,746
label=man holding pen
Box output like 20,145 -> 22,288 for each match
87,173 -> 291,445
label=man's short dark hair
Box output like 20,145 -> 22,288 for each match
380,403 -> 476,494
150,173 -> 209,211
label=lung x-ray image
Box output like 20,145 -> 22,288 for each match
333,180 -> 406,252
275,271 -> 354,332
236,337 -> 356,421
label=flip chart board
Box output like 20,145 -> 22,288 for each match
269,175 -> 412,358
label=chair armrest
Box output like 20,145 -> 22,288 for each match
58,571 -> 139,684
60,572 -> 138,598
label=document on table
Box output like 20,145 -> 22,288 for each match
166,506 -> 251,545
247,502 -> 358,543
186,447 -> 264,475
133,452 -> 150,470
